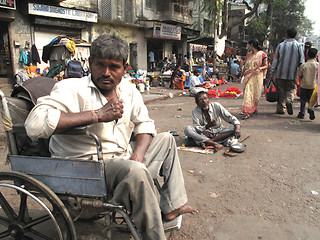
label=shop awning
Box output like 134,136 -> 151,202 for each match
187,36 -> 214,45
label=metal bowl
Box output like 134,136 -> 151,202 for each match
230,142 -> 246,153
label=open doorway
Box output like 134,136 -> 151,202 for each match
0,23 -> 14,84
147,39 -> 163,71
129,43 -> 138,71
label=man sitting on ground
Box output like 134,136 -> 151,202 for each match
189,69 -> 207,96
25,34 -> 196,240
184,91 -> 241,151
230,59 -> 241,79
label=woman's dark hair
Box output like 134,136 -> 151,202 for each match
248,39 -> 262,51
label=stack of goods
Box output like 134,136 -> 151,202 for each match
207,87 -> 242,98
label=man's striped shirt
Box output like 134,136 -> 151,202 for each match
271,38 -> 305,80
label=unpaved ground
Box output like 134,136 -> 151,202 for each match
148,83 -> 320,240
1,82 -> 320,239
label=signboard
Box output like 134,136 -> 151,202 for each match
28,3 -> 98,23
190,43 -> 207,52
153,22 -> 181,40
0,0 -> 16,10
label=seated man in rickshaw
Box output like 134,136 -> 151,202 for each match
25,34 -> 196,240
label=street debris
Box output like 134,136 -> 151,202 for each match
209,192 -> 219,198
311,190 -> 319,195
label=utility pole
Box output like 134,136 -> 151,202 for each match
213,0 -> 217,76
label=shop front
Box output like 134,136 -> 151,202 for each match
0,1 -> 16,85
145,21 -> 185,71
26,3 -> 97,73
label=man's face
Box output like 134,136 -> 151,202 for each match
196,93 -> 210,110
89,57 -> 127,93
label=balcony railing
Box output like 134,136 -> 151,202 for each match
160,2 -> 193,25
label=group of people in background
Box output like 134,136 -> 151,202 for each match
183,27 -> 319,155
156,27 -> 318,122
235,28 -> 318,121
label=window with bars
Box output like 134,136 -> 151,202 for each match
145,0 -> 155,9
204,19 -> 213,35
99,0 -> 112,20
99,0 -> 134,23
124,0 -> 133,22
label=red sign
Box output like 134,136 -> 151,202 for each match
0,0 -> 16,10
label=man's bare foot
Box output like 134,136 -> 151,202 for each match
202,140 -> 223,152
164,204 -> 197,221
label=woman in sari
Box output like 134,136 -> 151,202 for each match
241,39 -> 268,119
170,65 -> 186,90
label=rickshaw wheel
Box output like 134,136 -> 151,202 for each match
111,210 -> 131,232
0,171 -> 77,240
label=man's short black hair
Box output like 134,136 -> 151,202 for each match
287,28 -> 297,38
195,91 -> 209,102
193,69 -> 200,75
308,48 -> 318,59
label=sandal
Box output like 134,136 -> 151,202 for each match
242,114 -> 250,120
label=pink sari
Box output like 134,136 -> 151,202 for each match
241,51 -> 267,114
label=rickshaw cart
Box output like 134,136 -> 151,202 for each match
0,80 -> 181,239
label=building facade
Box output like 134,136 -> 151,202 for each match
1,0 -> 218,87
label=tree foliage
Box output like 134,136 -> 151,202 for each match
201,0 -> 265,39
201,0 -> 313,49
245,0 -> 313,49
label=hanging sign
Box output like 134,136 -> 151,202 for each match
0,0 -> 16,10
28,3 -> 98,23
190,43 -> 207,52
153,22 -> 181,40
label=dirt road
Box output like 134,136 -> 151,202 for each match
1,82 -> 320,239
148,83 -> 320,240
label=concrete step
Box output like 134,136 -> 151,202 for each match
0,77 -> 13,85
0,83 -> 13,96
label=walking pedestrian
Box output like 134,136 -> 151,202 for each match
296,47 -> 319,120
240,39 -> 268,119
270,28 -> 305,115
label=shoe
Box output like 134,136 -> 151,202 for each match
275,111 -> 285,115
309,109 -> 315,120
297,112 -> 304,119
286,102 -> 293,115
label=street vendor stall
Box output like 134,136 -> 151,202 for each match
189,43 -> 207,71
42,36 -> 91,79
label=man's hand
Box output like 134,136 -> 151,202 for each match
130,134 -> 153,163
130,152 -> 144,163
206,119 -> 217,129
234,124 -> 241,139
96,99 -> 124,122
269,74 -> 276,81
202,131 -> 214,138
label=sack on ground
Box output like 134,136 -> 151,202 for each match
266,79 -> 278,102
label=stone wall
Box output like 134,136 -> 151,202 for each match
9,11 -> 32,76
